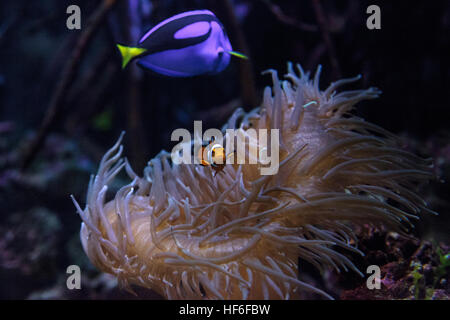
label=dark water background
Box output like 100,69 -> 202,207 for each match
0,0 -> 449,299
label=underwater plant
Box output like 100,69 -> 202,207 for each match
72,63 -> 434,299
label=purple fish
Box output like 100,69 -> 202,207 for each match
116,10 -> 248,77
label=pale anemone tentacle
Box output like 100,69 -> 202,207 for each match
73,63 -> 434,300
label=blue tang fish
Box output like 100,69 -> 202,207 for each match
116,10 -> 247,77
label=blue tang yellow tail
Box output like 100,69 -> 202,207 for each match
116,10 -> 248,77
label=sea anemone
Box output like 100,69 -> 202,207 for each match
72,63 -> 433,299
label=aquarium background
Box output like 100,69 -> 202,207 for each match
0,0 -> 449,299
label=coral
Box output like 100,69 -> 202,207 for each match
339,231 -> 449,300
73,63 -> 433,299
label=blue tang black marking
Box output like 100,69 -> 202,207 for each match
116,10 -> 247,77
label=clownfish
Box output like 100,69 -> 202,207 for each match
116,10 -> 248,77
197,138 -> 234,176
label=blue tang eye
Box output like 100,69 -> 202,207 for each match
116,10 -> 247,77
